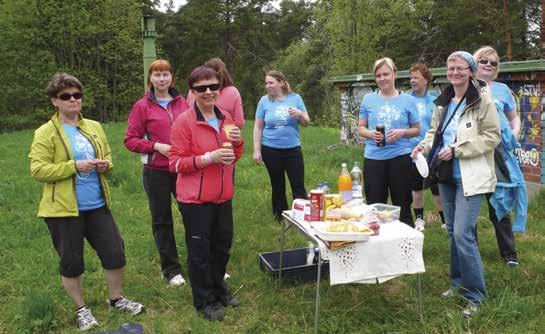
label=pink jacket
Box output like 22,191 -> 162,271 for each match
124,88 -> 189,171
187,86 -> 245,128
169,106 -> 244,204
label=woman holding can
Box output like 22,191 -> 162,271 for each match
412,51 -> 500,316
358,57 -> 420,226
169,66 -> 243,321
253,70 -> 310,222
124,59 -> 189,286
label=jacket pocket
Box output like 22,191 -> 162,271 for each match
197,172 -> 203,200
51,182 -> 56,202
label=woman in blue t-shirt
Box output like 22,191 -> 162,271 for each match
358,57 -> 420,226
474,46 -> 527,267
253,70 -> 310,221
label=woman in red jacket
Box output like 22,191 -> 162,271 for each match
169,66 -> 243,321
124,59 -> 189,287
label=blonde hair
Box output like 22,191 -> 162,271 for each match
473,46 -> 500,80
266,70 -> 292,96
373,57 -> 397,75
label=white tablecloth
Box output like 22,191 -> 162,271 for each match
292,217 -> 425,285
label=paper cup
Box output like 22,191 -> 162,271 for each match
223,124 -> 237,140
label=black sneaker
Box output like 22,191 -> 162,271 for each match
220,293 -> 241,308
506,257 -> 519,267
199,302 -> 225,322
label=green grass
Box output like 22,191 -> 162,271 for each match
1,121 -> 544,333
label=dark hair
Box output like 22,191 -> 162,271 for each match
409,63 -> 433,83
265,70 -> 292,96
46,73 -> 83,97
204,58 -> 234,89
147,59 -> 174,89
187,66 -> 220,89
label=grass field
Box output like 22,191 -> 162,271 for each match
1,121 -> 544,333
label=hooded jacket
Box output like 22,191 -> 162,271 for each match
419,79 -> 501,196
29,113 -> 113,217
124,87 -> 189,171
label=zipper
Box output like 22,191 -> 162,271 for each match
53,121 -> 77,200
214,125 -> 225,203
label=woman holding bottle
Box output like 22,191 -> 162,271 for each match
253,70 -> 310,222
358,57 -> 420,226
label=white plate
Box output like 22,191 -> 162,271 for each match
312,221 -> 373,241
414,152 -> 429,178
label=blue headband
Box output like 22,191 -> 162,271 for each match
448,51 -> 477,74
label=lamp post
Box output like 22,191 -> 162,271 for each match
142,15 -> 157,91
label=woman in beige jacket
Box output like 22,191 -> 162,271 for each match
412,51 -> 500,317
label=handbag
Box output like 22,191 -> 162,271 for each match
425,94 -> 466,186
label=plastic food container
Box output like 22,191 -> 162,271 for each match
370,203 -> 401,223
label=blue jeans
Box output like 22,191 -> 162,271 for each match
438,182 -> 487,304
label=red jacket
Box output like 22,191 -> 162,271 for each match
169,106 -> 244,204
124,88 -> 189,171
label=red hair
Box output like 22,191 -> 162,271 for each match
147,59 -> 174,88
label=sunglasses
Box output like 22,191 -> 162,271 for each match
192,83 -> 220,93
58,92 -> 83,101
479,59 -> 498,67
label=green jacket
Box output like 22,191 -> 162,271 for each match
29,112 -> 114,217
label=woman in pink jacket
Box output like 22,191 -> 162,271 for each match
124,59 -> 189,287
187,58 -> 244,128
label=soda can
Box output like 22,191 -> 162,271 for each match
376,124 -> 385,147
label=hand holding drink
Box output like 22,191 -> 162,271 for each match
223,124 -> 241,142
288,106 -> 302,118
220,142 -> 235,164
375,124 -> 385,147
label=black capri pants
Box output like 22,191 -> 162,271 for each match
44,206 -> 126,277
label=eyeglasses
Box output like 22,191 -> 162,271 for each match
447,66 -> 470,73
58,92 -> 83,101
478,59 -> 498,67
192,83 -> 220,93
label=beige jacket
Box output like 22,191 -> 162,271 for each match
420,79 -> 500,197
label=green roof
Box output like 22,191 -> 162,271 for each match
330,59 -> 545,84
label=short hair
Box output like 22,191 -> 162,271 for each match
409,63 -> 433,83
187,66 -> 220,89
46,73 -> 83,98
204,58 -> 234,89
147,59 -> 174,88
373,57 -> 397,75
265,70 -> 292,96
473,46 -> 500,80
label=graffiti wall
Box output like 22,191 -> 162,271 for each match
338,76 -> 545,185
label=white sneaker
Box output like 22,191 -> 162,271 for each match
224,273 -> 231,280
415,218 -> 426,232
169,274 -> 186,286
441,224 -> 447,231
108,296 -> 144,315
76,307 -> 98,331
462,302 -> 479,317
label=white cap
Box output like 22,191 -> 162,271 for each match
341,163 -> 347,168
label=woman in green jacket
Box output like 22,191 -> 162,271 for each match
29,73 -> 144,331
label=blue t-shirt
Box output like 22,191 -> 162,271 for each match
490,81 -> 516,116
207,117 -> 219,132
441,99 -> 467,181
157,98 -> 172,109
62,124 -> 105,211
359,92 -> 420,160
409,91 -> 436,148
255,93 -> 307,148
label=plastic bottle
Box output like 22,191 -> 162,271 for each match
350,161 -> 363,199
306,242 -> 315,265
338,163 -> 353,203
322,181 -> 330,194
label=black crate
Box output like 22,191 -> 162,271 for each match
258,247 -> 329,282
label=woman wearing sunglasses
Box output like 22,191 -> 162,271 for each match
169,66 -> 243,321
253,70 -> 310,222
412,51 -> 500,317
29,73 -> 144,331
187,57 -> 244,129
124,59 -> 189,287
474,46 -> 527,267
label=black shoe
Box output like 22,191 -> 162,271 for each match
220,293 -> 241,308
505,256 -> 519,267
199,302 -> 225,321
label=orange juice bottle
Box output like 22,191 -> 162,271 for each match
338,163 -> 353,203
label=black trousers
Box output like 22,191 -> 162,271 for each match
261,145 -> 307,221
364,154 -> 414,226
178,201 -> 233,310
143,168 -> 182,280
485,194 -> 517,260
